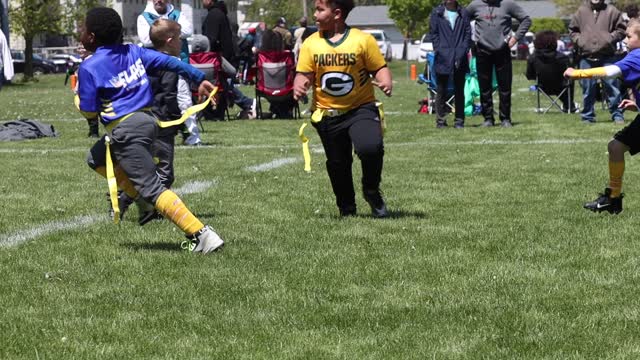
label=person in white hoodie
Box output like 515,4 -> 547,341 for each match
0,29 -> 14,91
137,0 -> 192,60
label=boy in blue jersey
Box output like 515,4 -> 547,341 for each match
565,19 -> 640,214
80,7 -> 223,253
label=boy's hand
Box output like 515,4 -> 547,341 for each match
372,80 -> 392,97
293,73 -> 312,100
563,68 -> 575,78
619,99 -> 638,112
198,80 -> 216,102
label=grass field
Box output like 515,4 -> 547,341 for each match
2,61 -> 640,359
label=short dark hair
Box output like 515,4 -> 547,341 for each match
86,7 -> 123,46
534,30 -> 558,51
328,0 -> 355,18
625,4 -> 639,19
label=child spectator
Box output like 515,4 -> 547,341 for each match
526,30 -> 577,113
294,0 -> 392,217
565,19 -> 640,214
79,7 -> 223,253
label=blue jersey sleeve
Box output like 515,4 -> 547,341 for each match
77,65 -> 98,113
615,49 -> 640,85
140,47 -> 205,84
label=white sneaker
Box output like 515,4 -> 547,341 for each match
190,226 -> 224,254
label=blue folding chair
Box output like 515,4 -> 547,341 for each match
417,52 -> 455,114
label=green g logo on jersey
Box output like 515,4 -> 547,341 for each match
320,72 -> 354,97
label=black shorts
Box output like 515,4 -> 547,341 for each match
614,114 -> 640,155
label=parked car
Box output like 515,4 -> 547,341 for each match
417,33 -> 433,63
11,50 -> 57,75
48,53 -> 83,73
363,29 -> 393,61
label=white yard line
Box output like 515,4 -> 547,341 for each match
0,138 -> 600,155
0,180 -> 219,248
245,157 -> 299,172
0,214 -> 102,248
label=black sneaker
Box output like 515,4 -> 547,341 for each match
108,191 -> 134,221
584,188 -> 623,214
436,122 -> 448,129
482,120 -> 494,127
363,189 -> 389,218
339,205 -> 357,217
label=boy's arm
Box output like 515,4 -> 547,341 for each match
564,65 -> 621,79
140,48 -> 214,98
294,72 -> 314,100
76,66 -> 99,120
373,67 -> 392,97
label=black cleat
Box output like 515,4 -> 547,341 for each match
339,205 -> 357,217
363,189 -> 389,218
584,188 -> 623,214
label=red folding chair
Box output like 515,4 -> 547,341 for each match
189,51 -> 231,121
255,51 -> 300,119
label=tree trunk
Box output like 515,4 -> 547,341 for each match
24,36 -> 34,81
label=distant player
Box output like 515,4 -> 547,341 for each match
293,0 -> 392,217
565,19 -> 640,214
79,7 -> 223,253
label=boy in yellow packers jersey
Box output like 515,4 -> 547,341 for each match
294,0 -> 393,218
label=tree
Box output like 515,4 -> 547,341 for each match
10,0 -> 63,80
529,18 -> 567,34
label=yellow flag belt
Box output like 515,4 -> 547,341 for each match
106,88 -> 218,223
298,101 -> 385,173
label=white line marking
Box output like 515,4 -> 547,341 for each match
0,180 -> 218,248
174,180 -> 217,195
0,214 -> 102,248
245,157 -> 299,172
0,138 -> 600,155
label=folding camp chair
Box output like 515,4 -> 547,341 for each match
417,51 -> 455,114
534,79 -> 576,114
255,50 -> 300,119
189,51 -> 232,121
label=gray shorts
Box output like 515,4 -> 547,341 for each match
86,112 -> 167,203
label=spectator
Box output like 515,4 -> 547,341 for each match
272,17 -> 293,50
258,29 -> 294,118
137,0 -> 192,62
202,0 -> 256,119
569,0 -> 626,124
428,0 -> 472,129
0,29 -> 13,91
467,0 -> 531,127
526,30 -> 577,113
293,16 -> 308,59
238,27 -> 256,84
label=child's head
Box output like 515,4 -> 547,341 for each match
625,19 -> 640,50
150,18 -> 182,56
313,0 -> 354,31
533,30 -> 558,51
190,34 -> 211,53
81,7 -> 123,51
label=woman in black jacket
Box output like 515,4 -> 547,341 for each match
429,0 -> 472,128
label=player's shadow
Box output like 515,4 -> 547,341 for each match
122,242 -> 182,252
319,209 -> 429,220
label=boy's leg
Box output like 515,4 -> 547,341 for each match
579,58 -> 596,123
475,47 -> 496,125
453,70 -> 466,127
584,116 -> 640,214
152,127 -> 177,189
435,73 -> 450,127
348,103 -> 388,218
87,137 -> 138,199
110,113 -> 222,251
314,116 -> 356,216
